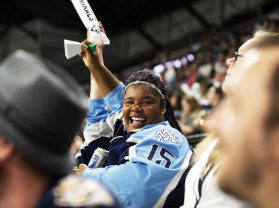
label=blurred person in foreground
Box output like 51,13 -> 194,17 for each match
180,32 -> 275,207
210,33 -> 279,208
0,50 -> 122,208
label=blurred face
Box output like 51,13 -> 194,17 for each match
206,86 -> 217,105
210,48 -> 278,202
170,94 -> 178,109
181,99 -> 191,115
123,84 -> 166,132
222,38 -> 257,94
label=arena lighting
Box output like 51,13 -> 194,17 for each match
181,56 -> 187,65
153,64 -> 165,76
172,59 -> 182,69
164,61 -> 173,68
187,54 -> 195,62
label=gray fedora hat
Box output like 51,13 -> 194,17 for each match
0,50 -> 88,176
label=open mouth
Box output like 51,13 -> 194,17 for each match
129,116 -> 147,127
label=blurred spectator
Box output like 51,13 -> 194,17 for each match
180,30 -> 277,208
206,85 -> 224,110
181,74 -> 210,107
179,96 -> 202,136
0,50 -> 122,208
168,88 -> 183,121
186,62 -> 200,87
210,32 -> 279,208
212,62 -> 227,88
164,65 -> 177,86
213,52 -> 226,72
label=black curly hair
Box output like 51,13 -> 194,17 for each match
125,68 -> 182,133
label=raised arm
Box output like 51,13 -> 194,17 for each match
79,23 -> 120,97
75,22 -> 119,166
80,44 -> 120,96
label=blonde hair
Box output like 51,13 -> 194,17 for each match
191,133 -> 221,166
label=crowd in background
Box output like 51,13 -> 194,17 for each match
104,8 -> 279,146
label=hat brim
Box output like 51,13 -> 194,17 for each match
0,114 -> 74,177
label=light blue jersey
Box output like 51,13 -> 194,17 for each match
77,83 -> 193,208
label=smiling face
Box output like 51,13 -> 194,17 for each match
123,84 -> 166,132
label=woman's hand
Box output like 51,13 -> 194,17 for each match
86,21 -> 107,49
75,164 -> 89,177
79,40 -> 101,71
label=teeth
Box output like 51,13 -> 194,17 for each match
132,117 -> 145,121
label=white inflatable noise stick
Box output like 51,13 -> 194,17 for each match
71,0 -> 110,45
